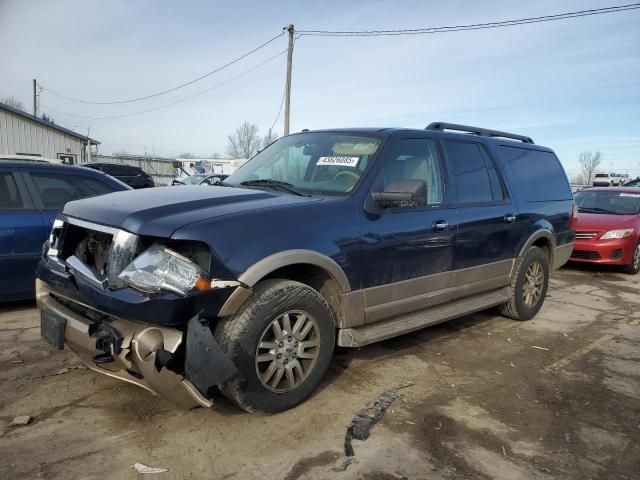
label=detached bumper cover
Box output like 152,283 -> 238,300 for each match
37,279 -> 238,409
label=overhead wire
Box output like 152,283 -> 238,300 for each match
40,49 -> 288,120
40,31 -> 285,104
297,3 -> 640,36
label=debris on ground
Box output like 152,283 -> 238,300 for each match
531,345 -> 550,351
343,383 -> 413,458
10,416 -> 32,426
130,463 -> 168,474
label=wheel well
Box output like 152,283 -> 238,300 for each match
531,238 -> 551,260
263,264 -> 345,327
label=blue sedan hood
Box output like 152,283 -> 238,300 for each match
62,186 -> 319,237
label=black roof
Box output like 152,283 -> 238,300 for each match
0,102 -> 100,145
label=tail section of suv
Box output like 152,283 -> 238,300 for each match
36,123 -> 575,412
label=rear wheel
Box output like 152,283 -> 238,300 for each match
622,242 -> 640,275
499,246 -> 549,321
214,279 -> 335,413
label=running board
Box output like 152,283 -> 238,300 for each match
337,287 -> 510,348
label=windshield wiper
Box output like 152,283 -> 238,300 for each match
578,207 -> 616,214
239,179 -> 310,197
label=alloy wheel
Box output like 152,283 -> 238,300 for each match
523,261 -> 544,308
255,310 -> 320,393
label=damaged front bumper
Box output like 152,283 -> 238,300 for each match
36,279 -> 238,409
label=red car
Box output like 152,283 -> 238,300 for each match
571,187 -> 640,274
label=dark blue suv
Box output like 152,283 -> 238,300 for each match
37,123 -> 575,412
0,159 -> 129,301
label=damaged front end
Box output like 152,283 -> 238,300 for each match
37,217 -> 247,409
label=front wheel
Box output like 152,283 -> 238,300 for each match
214,279 -> 335,413
622,242 -> 640,275
499,246 -> 549,321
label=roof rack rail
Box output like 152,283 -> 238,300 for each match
426,122 -> 534,144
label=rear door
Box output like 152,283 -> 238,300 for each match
441,139 -> 521,295
0,168 -> 47,299
23,170 -> 119,228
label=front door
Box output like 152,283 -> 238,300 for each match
358,137 -> 457,323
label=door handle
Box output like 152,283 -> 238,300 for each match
504,214 -> 517,223
434,220 -> 449,232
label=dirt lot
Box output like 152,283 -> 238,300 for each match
1,266 -> 639,480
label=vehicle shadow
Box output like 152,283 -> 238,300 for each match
562,261 -> 628,277
0,299 -> 37,316
315,310 -> 498,396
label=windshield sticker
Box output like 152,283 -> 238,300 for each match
317,156 -> 360,167
619,193 -> 640,198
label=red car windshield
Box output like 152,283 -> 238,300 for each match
575,190 -> 640,215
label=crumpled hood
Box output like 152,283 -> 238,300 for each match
575,212 -> 637,232
62,186 -> 319,237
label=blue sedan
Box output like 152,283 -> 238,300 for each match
0,159 -> 130,301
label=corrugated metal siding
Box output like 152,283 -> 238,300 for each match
0,109 -> 86,161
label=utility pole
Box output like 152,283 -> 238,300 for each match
33,79 -> 38,117
284,24 -> 294,136
86,126 -> 92,163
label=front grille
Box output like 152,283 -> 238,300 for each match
571,250 -> 601,259
48,219 -> 139,289
575,232 -> 598,240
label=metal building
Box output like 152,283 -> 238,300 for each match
0,102 -> 99,164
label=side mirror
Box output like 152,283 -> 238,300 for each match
372,180 -> 426,208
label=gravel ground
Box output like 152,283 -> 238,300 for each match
1,265 -> 639,479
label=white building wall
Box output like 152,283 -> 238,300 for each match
0,108 -> 87,162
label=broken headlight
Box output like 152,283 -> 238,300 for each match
118,244 -> 210,295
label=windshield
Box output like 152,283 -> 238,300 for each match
594,174 -> 609,178
575,190 -> 640,215
226,132 -> 382,195
183,175 -> 207,185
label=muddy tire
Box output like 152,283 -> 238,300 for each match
622,242 -> 640,275
499,247 -> 549,321
214,279 -> 335,414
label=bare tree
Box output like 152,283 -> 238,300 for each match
178,152 -> 196,159
1,96 -> 24,110
226,122 -> 261,159
41,113 -> 55,124
579,151 -> 602,185
261,129 -> 279,149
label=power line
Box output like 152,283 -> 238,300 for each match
298,3 -> 640,36
41,31 -> 285,104
41,50 -> 287,120
270,86 -> 286,132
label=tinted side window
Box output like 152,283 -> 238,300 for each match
0,173 -> 25,209
375,138 -> 444,206
30,173 -> 116,209
443,141 -> 493,203
501,147 -> 572,201
479,147 -> 506,201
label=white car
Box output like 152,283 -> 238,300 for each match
593,173 -> 627,187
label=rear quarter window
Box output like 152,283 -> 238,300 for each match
501,146 -> 572,201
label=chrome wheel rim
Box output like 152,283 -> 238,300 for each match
523,261 -> 544,308
633,244 -> 640,271
255,310 -> 320,393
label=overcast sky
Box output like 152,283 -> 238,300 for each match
1,0 -> 638,177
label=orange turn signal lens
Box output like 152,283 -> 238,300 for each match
194,276 -> 211,291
